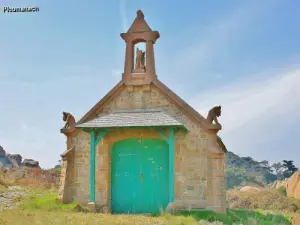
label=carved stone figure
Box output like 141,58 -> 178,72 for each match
206,106 -> 222,125
63,112 -> 76,129
135,48 -> 146,70
137,10 -> 144,19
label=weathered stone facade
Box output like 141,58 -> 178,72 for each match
61,84 -> 227,212
59,10 -> 227,213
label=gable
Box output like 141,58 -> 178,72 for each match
78,80 -> 209,131
76,80 -> 227,153
77,81 -> 126,125
153,79 -> 209,127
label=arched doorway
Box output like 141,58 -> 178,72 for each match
111,138 -> 169,213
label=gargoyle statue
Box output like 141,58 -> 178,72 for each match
206,106 -> 222,126
62,112 -> 76,129
135,48 -> 146,70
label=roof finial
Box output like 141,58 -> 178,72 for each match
137,10 -> 144,19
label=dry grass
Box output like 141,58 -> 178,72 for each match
0,210 -> 201,225
16,168 -> 59,189
1,168 -> 298,224
227,187 -> 300,213
0,170 -> 14,188
0,167 -> 59,190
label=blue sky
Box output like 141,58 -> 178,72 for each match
0,0 -> 299,169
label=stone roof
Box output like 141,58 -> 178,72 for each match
76,109 -> 186,129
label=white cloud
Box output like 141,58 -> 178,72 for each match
190,68 -> 300,132
160,0 -> 300,166
188,67 -> 300,166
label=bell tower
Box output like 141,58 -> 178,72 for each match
121,10 -> 160,86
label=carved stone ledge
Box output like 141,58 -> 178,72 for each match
60,146 -> 75,160
142,84 -> 151,92
60,127 -> 76,135
132,69 -> 146,73
127,84 -> 151,93
207,123 -> 222,132
127,85 -> 134,92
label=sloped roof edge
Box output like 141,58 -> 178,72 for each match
77,79 -> 211,129
76,79 -> 226,153
76,109 -> 185,129
217,136 -> 227,153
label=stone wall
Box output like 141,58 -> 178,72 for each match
64,84 -> 226,212
58,157 -> 75,203
71,132 -> 90,204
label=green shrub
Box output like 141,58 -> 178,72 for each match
177,209 -> 292,225
289,197 -> 300,212
22,193 -> 77,212
278,186 -> 287,196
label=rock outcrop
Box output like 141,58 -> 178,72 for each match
0,157 -> 13,169
22,159 -> 40,168
286,170 -> 300,200
240,186 -> 261,193
0,146 -> 6,157
0,145 -> 40,169
0,146 -> 12,169
7,154 -> 22,167
269,179 -> 288,189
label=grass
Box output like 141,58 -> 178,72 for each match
21,193 -> 78,212
227,188 -> 298,212
0,192 -> 200,225
0,168 -> 298,224
0,210 -> 208,225
1,190 -> 293,225
278,186 -> 288,196
178,209 -> 292,225
0,173 -> 14,189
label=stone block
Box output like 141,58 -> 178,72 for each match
203,188 -> 209,197
175,159 -> 181,172
96,182 -> 107,191
87,202 -> 96,212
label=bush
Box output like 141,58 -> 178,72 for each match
278,186 -> 287,196
0,173 -> 7,187
0,169 -> 15,187
0,167 -> 60,190
73,204 -> 90,213
227,188 -> 296,212
289,197 -> 300,212
16,168 -> 60,189
177,209 -> 292,225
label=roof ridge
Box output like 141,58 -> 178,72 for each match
112,109 -> 163,113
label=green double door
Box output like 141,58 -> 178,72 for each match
111,138 -> 169,214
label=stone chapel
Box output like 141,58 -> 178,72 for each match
59,10 -> 228,214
